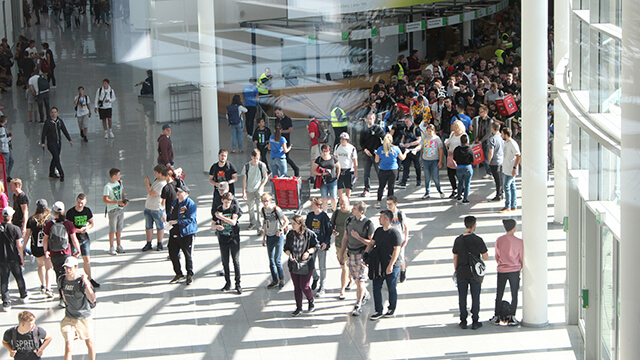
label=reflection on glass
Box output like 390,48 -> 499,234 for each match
600,226 -> 616,360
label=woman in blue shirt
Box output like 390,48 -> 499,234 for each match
374,133 -> 407,208
268,124 -> 291,177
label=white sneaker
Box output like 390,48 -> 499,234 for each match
104,131 -> 108,139
116,245 -> 125,254
316,289 -> 325,298
361,291 -> 371,305
109,246 -> 117,255
109,130 -> 115,138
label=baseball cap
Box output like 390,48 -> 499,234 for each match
340,132 -> 350,140
52,201 -> 65,213
438,92 -> 446,98
176,184 -> 190,194
391,75 -> 398,81
36,199 -> 48,211
162,124 -> 171,130
217,181 -> 229,191
2,207 -> 14,217
63,257 -> 79,268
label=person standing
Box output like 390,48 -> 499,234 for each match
268,124 -> 290,177
490,219 -> 522,326
417,124 -> 445,199
252,117 -> 271,171
65,194 -> 100,288
94,79 -> 116,139
274,107 -> 299,177
241,149 -> 269,235
386,196 -> 408,283
312,145 -> 340,212
453,134 -> 474,204
256,68 -> 272,113
157,124 -> 174,166
500,128 -> 521,212
368,209 -> 403,320
340,201 -> 374,316
374,134 -> 407,209
396,115 -> 422,189
261,193 -> 288,289
0,207 -> 28,310
25,199 -> 54,297
0,115 -> 14,178
307,115 -> 322,179
226,94 -> 247,153
168,184 -> 198,285
334,132 -> 358,199
243,77 -> 259,138
2,311 -> 52,359
214,192 -> 242,293
284,215 -> 319,316
42,43 -> 55,88
208,149 -> 238,202
102,168 -> 127,255
40,108 -> 72,182
452,215 -> 489,330
444,120 -> 466,199
142,165 -> 168,252
10,179 -> 28,238
472,105 -> 493,178
29,72 -> 49,123
331,195 -> 352,300
486,122 -> 505,201
73,86 -> 91,142
329,104 -> 348,146
59,257 -> 97,360
305,198 -> 331,297
42,201 -> 81,308
359,113 -> 384,197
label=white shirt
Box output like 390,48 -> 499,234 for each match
334,143 -> 357,170
28,75 -> 40,94
425,64 -> 443,78
95,86 -> 116,109
502,138 -> 521,176
74,95 -> 91,117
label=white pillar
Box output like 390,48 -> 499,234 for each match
198,0 -> 219,172
462,20 -> 471,49
520,0 -> 548,327
619,0 -> 640,357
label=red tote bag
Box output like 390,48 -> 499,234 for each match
471,144 -> 486,165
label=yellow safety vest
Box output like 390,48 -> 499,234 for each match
501,33 -> 513,49
330,107 -> 348,127
495,49 -> 505,64
396,62 -> 405,80
256,73 -> 269,95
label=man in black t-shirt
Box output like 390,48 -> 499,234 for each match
2,310 -> 52,359
208,149 -> 238,199
397,116 -> 422,188
214,192 -> 242,294
65,194 -> 99,288
0,207 -> 28,310
452,216 -> 488,330
274,107 -> 299,177
368,210 -> 402,321
10,179 -> 28,237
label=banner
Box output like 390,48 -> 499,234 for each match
288,0 -> 448,19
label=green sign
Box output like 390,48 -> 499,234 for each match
371,28 -> 377,37
341,31 -> 349,41
563,216 -> 569,232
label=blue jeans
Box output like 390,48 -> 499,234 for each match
271,158 -> 287,177
422,159 -> 442,195
230,122 -> 244,149
456,166 -> 473,201
504,173 -> 517,208
266,235 -> 284,283
143,208 -> 164,230
320,180 -> 337,199
480,141 -> 492,176
373,267 -> 400,313
457,276 -> 481,322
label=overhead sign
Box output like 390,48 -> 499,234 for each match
405,21 -> 425,33
288,0 -> 448,19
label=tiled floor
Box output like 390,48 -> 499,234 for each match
0,12 -> 583,360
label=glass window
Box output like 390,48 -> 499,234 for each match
596,34 -> 621,114
600,226 -> 618,360
599,147 -> 620,205
571,17 -> 590,91
598,0 -> 622,26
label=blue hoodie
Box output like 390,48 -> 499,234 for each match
170,196 -> 198,237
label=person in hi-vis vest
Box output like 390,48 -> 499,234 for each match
256,68 -> 273,115
330,105 -> 348,146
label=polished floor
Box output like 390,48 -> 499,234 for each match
0,12 -> 583,360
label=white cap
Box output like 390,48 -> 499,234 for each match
2,207 -> 15,217
63,257 -> 79,268
52,201 -> 65,213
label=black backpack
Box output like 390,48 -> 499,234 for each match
464,236 -> 486,283
10,325 -> 40,350
37,76 -> 49,94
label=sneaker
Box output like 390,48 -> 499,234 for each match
278,280 -> 285,289
235,285 -> 242,294
489,315 -> 500,325
396,184 -> 407,189
45,289 -> 54,298
104,131 -> 108,139
462,200 -> 470,204
116,245 -> 125,254
308,299 -> 315,312
374,202 -> 380,209
459,320 -> 468,329
83,136 -> 89,143
156,243 -> 164,251
141,243 -> 153,252
483,174 -> 492,179
360,190 -> 369,197
489,196 -> 502,202
247,224 -> 256,231
257,228 -> 263,235
351,303 -> 362,316
421,194 -> 430,200
40,285 -> 46,294
20,294 -> 30,304
169,274 -> 184,284
440,192 -> 446,198
267,282 -> 278,289
449,191 -> 457,199
399,270 -> 406,283
345,281 -> 351,291
316,289 -> 325,298
2,302 -> 9,311
90,279 -> 101,288
456,196 -> 462,201
370,312 -> 384,321
471,321 -> 483,330
499,208 -> 511,213
59,300 -> 66,308
186,275 -> 193,285
292,308 -> 302,317
384,309 -> 395,318
220,283 -> 231,292
361,291 -> 371,306
507,316 -> 520,326
109,246 -> 116,255
109,130 -> 115,138
311,278 -> 318,291
338,293 -> 346,300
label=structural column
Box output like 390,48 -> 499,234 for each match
553,0 -> 569,224
198,0 -> 219,171
520,0 -> 548,327
619,0 -> 640,357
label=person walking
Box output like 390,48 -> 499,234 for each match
417,123 -> 445,199
274,107 -> 299,177
359,113 -> 384,197
157,124 -> 174,166
268,124 -> 290,177
284,215 -> 318,316
444,120 -> 466,199
396,115 -> 422,189
0,207 -> 29,310
312,144 -> 340,212
386,196 -> 409,283
305,198 -> 331,297
453,134 -> 474,204
226,94 -> 247,153
65,194 -> 100,288
334,132 -> 358,199
25,199 -> 54,297
241,149 -> 269,235
261,193 -> 288,289
374,134 -> 407,209
486,122 -> 505,201
329,104 -> 348,146
94,79 -> 116,139
0,115 -> 14,178
10,179 -> 28,238
331,195 -> 352,300
252,117 -> 271,171
73,87 -> 91,142
208,149 -> 239,201
472,105 -> 494,178
214,192 -> 243,294
490,219 -> 522,326
452,215 -> 489,330
168,184 -> 198,285
40,107 -> 72,181
29,71 -> 49,123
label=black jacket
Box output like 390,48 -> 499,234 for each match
453,145 -> 474,166
41,117 -> 71,145
360,124 -> 384,153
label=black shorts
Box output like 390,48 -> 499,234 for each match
32,246 -> 45,258
337,170 -> 353,190
98,108 -> 112,120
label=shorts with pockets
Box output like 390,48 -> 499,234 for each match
144,208 -> 164,230
337,170 -> 353,190
108,208 -> 124,233
348,253 -> 367,281
77,114 -> 89,129
60,316 -> 93,341
98,108 -> 112,120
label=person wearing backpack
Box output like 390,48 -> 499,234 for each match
24,199 -> 55,298
0,207 -> 29,311
241,149 -> 269,235
27,71 -> 50,123
42,201 -> 81,308
2,311 -> 52,359
73,86 -> 91,142
0,115 -> 14,178
94,78 -> 116,139
261,193 -> 288,289
226,94 -> 247,153
452,215 -> 488,330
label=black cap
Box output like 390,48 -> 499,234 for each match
176,184 -> 190,194
162,124 -> 171,130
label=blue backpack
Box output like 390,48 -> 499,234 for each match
226,105 -> 242,125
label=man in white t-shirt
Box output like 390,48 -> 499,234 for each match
500,128 -> 521,212
142,165 -> 169,252
334,132 -> 358,198
74,86 -> 91,142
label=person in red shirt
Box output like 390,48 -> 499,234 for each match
491,219 -> 523,326
307,115 -> 321,178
